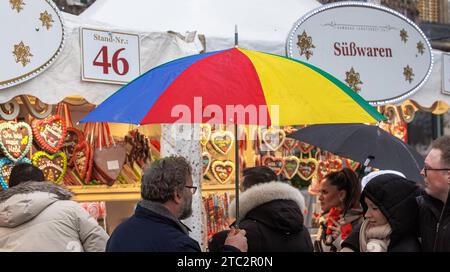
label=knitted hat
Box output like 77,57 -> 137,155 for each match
361,170 -> 406,190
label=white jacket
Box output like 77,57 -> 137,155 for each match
0,181 -> 109,252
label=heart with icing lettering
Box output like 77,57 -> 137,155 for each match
200,124 -> 212,146
32,151 -> 67,184
202,152 -> 211,176
329,158 -> 343,172
261,128 -> 285,151
211,130 -> 234,155
211,160 -> 235,184
298,141 -> 314,154
262,155 -> 285,175
62,127 -> 85,163
344,158 -> 360,172
284,156 -> 300,179
71,141 -> 90,179
317,161 -> 331,180
298,158 -> 318,180
32,115 -> 66,154
283,138 -> 298,152
0,122 -> 33,162
0,157 -> 32,190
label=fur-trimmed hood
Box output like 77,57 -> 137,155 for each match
0,181 -> 73,227
230,181 -> 306,234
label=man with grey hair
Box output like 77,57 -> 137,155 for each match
106,156 -> 247,252
417,135 -> 450,251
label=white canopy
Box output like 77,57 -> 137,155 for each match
408,49 -> 450,108
0,12 -> 203,104
80,0 -> 321,54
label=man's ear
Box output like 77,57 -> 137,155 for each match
173,189 -> 183,205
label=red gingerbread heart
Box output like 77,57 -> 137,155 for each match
298,158 -> 318,180
329,158 -> 343,172
71,141 -> 90,179
62,127 -> 85,164
298,141 -> 314,154
262,155 -> 285,176
344,158 -> 360,172
318,161 -> 331,180
283,138 -> 298,151
211,160 -> 235,184
32,115 -> 66,154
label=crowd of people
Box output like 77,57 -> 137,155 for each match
0,135 -> 449,252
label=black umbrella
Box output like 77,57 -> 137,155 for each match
289,123 -> 424,182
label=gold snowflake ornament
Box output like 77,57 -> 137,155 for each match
400,29 -> 408,43
345,67 -> 363,93
403,65 -> 414,83
13,41 -> 33,67
39,11 -> 54,30
296,31 -> 315,60
10,0 -> 25,12
416,42 -> 425,55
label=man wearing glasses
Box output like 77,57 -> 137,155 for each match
106,156 -> 247,252
417,135 -> 450,251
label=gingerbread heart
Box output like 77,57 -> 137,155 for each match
0,122 -> 33,162
344,158 -> 360,172
329,158 -> 343,172
32,151 -> 67,184
211,160 -> 235,184
202,152 -> 211,176
284,156 -> 300,179
317,161 -> 331,180
94,144 -> 127,185
262,155 -> 285,176
261,128 -> 286,151
283,138 -> 298,152
71,141 -> 90,179
0,157 -> 32,189
211,130 -> 234,155
62,127 -> 85,163
298,141 -> 314,154
32,115 -> 66,154
298,158 -> 319,180
200,124 -> 212,146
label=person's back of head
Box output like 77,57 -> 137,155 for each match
9,163 -> 45,188
325,168 -> 361,212
241,166 -> 278,191
140,156 -> 192,203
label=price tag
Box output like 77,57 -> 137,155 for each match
80,27 -> 140,84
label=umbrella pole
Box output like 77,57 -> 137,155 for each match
234,25 -> 241,228
234,123 -> 240,228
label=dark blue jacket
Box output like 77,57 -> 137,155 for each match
106,204 -> 201,252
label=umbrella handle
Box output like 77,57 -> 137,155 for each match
344,156 -> 374,216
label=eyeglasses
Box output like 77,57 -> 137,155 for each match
422,167 -> 450,177
185,185 -> 197,194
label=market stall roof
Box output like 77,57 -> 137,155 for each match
407,49 -> 450,112
79,0 -> 321,54
0,12 -> 203,105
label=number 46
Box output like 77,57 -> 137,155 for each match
93,46 -> 129,75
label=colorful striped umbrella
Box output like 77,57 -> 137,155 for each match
81,48 -> 385,125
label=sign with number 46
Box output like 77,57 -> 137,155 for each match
80,28 -> 140,84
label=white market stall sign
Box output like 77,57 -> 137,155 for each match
286,2 -> 433,106
80,28 -> 140,84
0,0 -> 65,89
443,53 -> 450,95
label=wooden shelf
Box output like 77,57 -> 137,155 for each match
66,184 -> 141,202
66,183 -> 236,202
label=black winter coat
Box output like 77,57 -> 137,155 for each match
106,203 -> 201,252
417,190 -> 450,252
228,181 -> 313,252
342,174 -> 421,252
